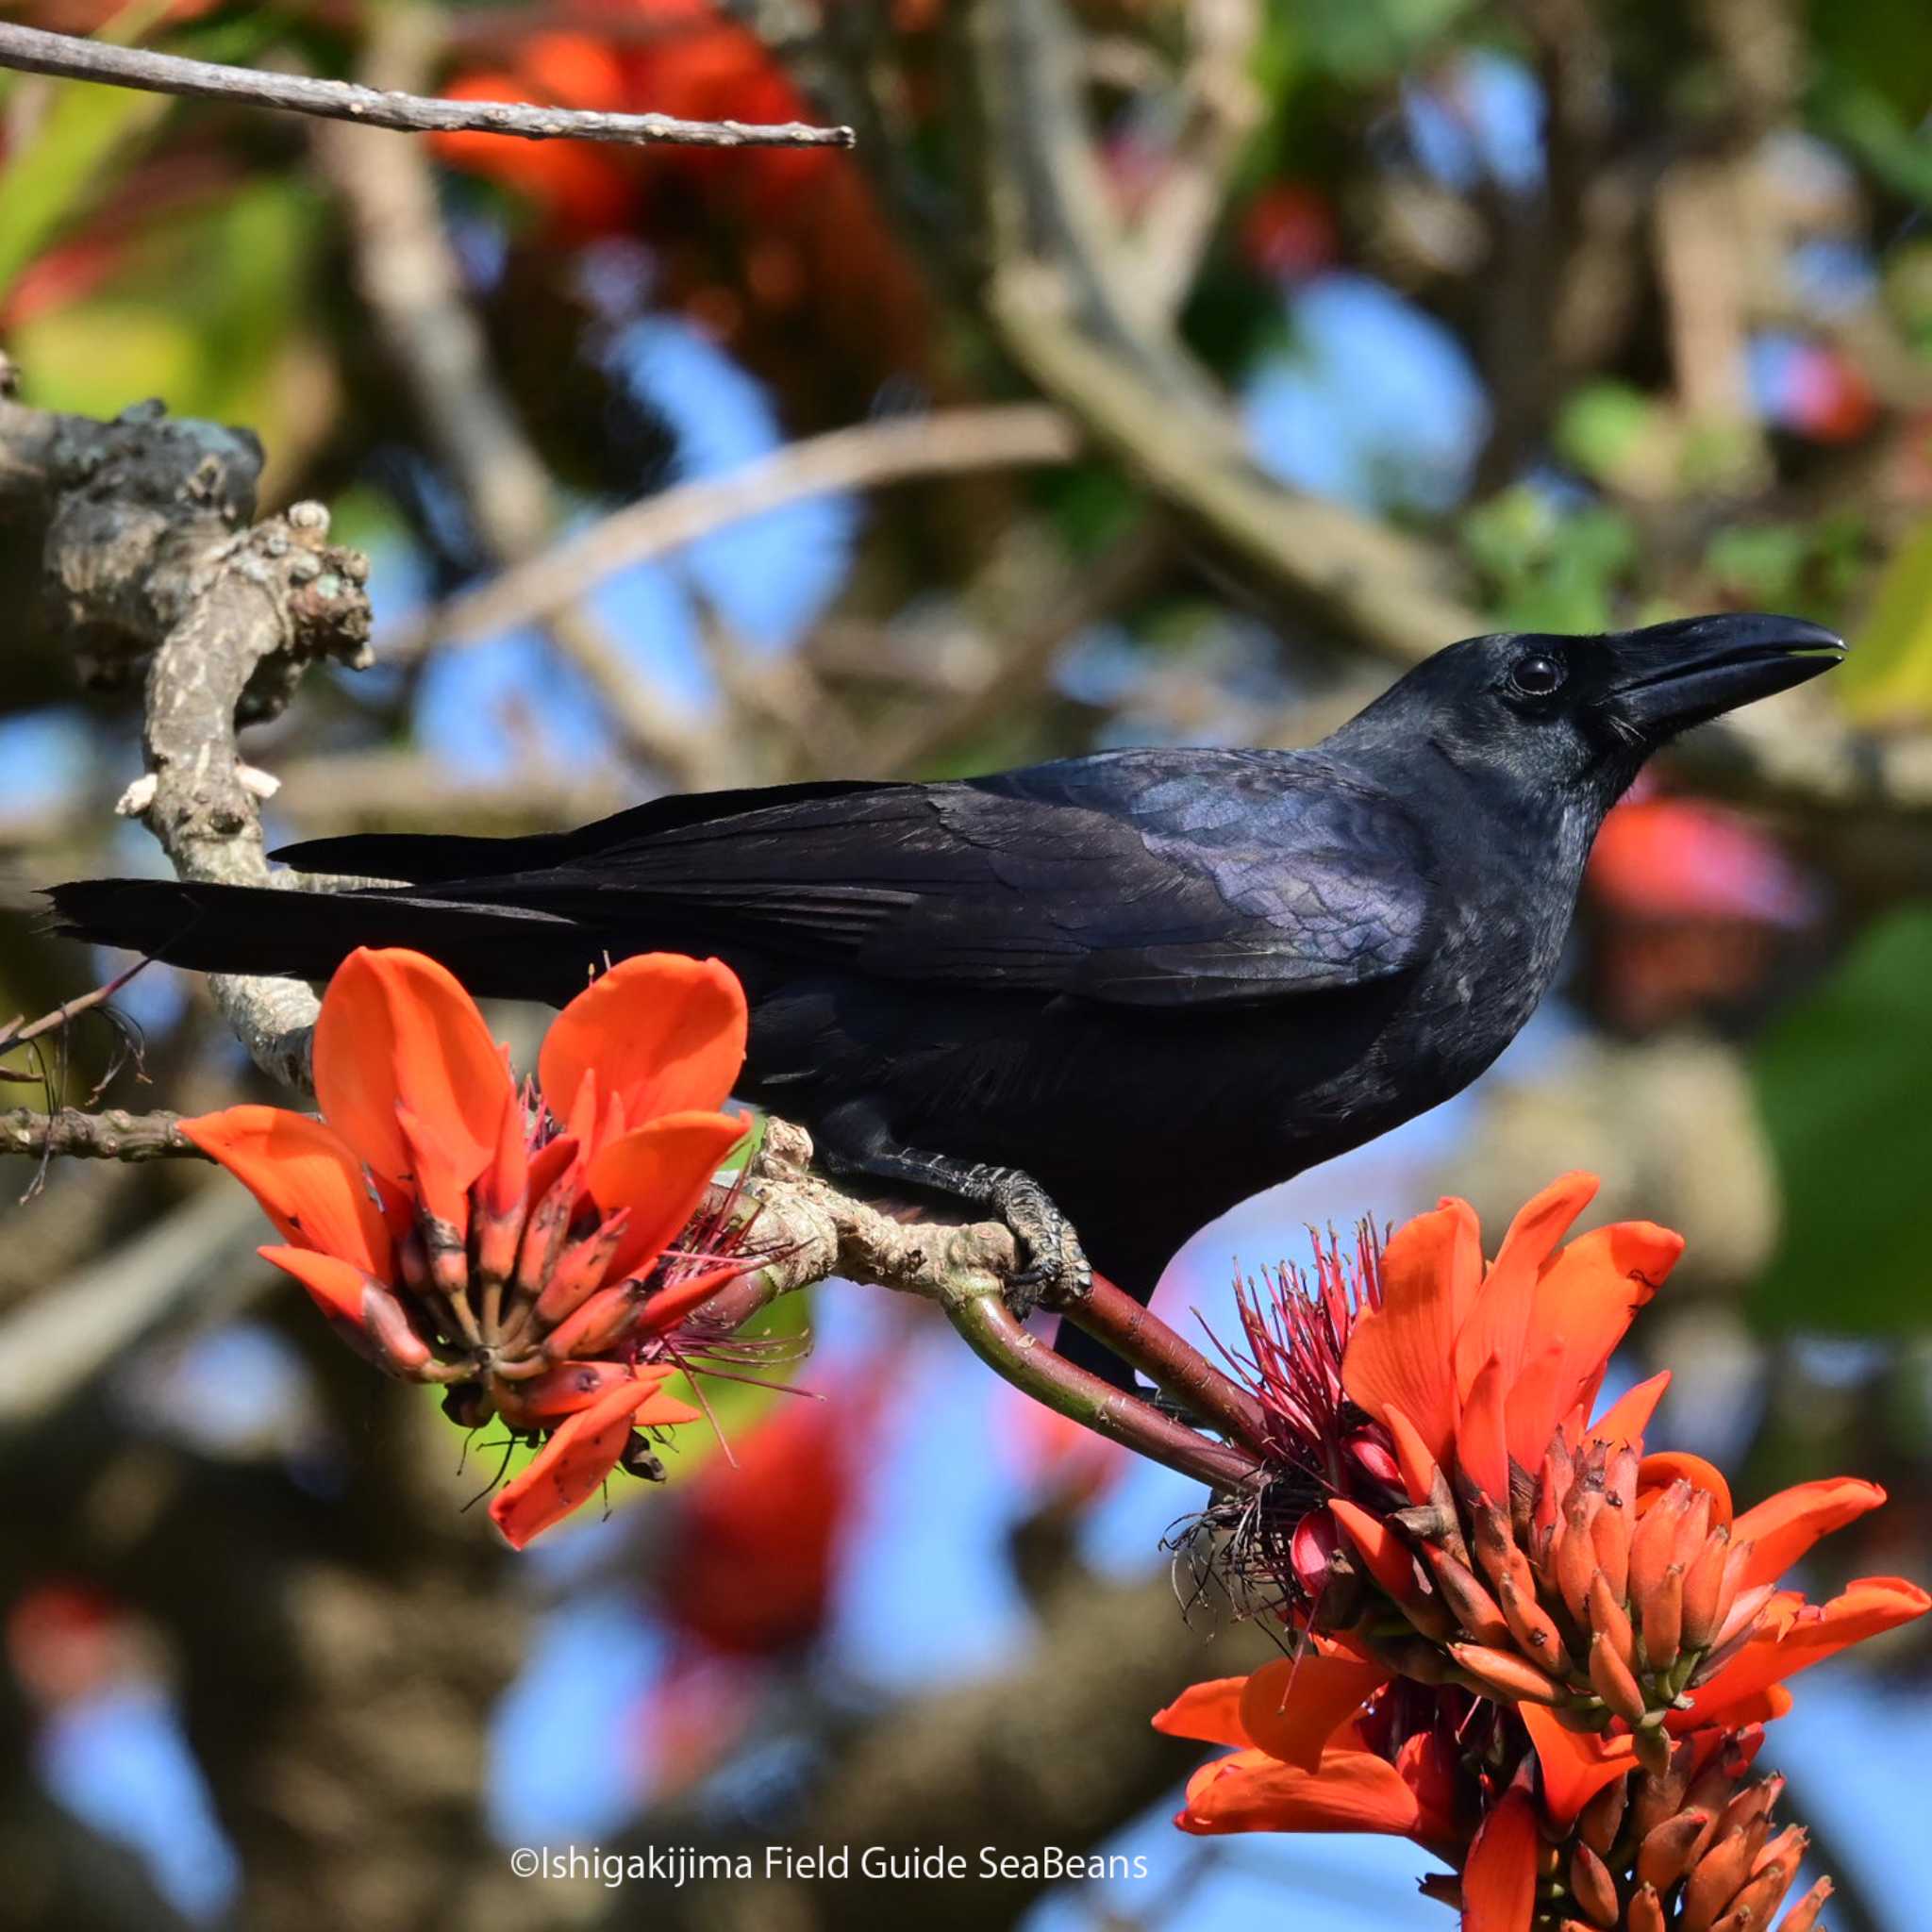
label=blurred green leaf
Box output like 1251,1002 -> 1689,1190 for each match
1751,908 -> 1932,1334
1704,514 -> 1866,618
1705,525 -> 1810,609
1812,6 -> 1932,146
1886,239 -> 1932,355
1294,0 -> 1478,79
1835,516 -> 1932,724
1461,485 -> 1637,633
1555,382 -> 1657,484
0,70 -> 169,300
9,179 -> 320,437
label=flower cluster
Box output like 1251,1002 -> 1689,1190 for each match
1164,1174 -> 1929,1929
182,946 -> 758,1548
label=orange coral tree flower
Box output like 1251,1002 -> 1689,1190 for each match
1311,1174 -> 1930,1777
1159,1664 -> 1845,1931
181,947 -> 753,1545
1204,1177 -> 1927,1829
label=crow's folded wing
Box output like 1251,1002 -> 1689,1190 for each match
393,750 -> 1437,1008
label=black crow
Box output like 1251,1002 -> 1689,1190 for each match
49,613 -> 1842,1383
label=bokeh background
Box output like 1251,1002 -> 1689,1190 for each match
3,1 -> 1931,1927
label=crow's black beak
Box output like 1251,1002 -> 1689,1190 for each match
1606,612 -> 1846,738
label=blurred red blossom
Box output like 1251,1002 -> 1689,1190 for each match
660,1363 -> 891,1659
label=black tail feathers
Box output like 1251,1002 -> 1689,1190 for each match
45,875 -> 586,1002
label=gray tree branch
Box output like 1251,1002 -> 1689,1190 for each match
1,384 -> 374,1088
0,20 -> 852,151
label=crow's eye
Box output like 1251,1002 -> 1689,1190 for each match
1509,654 -> 1566,698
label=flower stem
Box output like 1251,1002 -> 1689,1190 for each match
943,1278 -> 1262,1492
1058,1276 -> 1273,1456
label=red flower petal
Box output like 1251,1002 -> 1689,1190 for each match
1460,1784 -> 1538,1931
1456,1354 -> 1510,1505
490,1376 -> 686,1549
1239,1651 -> 1391,1774
1729,1478 -> 1887,1593
1152,1677 -> 1253,1749
313,948 -> 510,1190
1174,1744 -> 1426,1839
1681,1575 -> 1930,1725
1342,1197 -> 1482,1464
539,954 -> 747,1130
180,1106 -> 391,1275
1452,1172 -> 1597,1399
633,1259 -> 752,1336
1331,1497 -> 1424,1605
632,1385 -> 706,1428
1584,1369 -> 1671,1454
1519,1704 -> 1637,1830
258,1246 -> 430,1374
258,1243 -> 367,1322
1383,1402 -> 1444,1507
513,1359 -> 660,1420
1503,1219 -> 1682,1466
586,1111 -> 748,1285
1638,1451 -> 1733,1529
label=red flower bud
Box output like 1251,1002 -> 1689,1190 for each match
1345,1430 -> 1403,1489
1636,1807 -> 1711,1892
1448,1641 -> 1561,1704
1589,1628 -> 1648,1726
1777,1878 -> 1832,1932
1641,1563 -> 1684,1676
1291,1507 -> 1341,1599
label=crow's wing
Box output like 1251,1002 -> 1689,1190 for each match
371,749 -> 1436,1009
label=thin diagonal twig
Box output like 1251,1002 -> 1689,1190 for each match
385,404 -> 1082,660
0,957 -> 153,1079
0,21 -> 853,150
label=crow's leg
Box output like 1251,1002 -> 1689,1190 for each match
812,1111 -> 1091,1319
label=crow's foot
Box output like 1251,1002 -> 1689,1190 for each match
813,1129 -> 1090,1321
975,1165 -> 1091,1320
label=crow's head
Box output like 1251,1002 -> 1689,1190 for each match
1340,612 -> 1845,805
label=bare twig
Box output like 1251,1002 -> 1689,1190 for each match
704,1121 -> 1263,1491
0,957 -> 150,1074
1,1107 -> 208,1163
0,1098 -> 1263,1492
1119,0 -> 1263,322
384,404 -> 1083,659
863,516 -> 1170,775
0,21 -> 853,150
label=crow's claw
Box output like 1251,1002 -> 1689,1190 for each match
810,1127 -> 1090,1321
989,1170 -> 1091,1320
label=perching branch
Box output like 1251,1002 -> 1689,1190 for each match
0,21 -> 853,151
708,1120 -> 1265,1491
0,1100 -> 1262,1490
